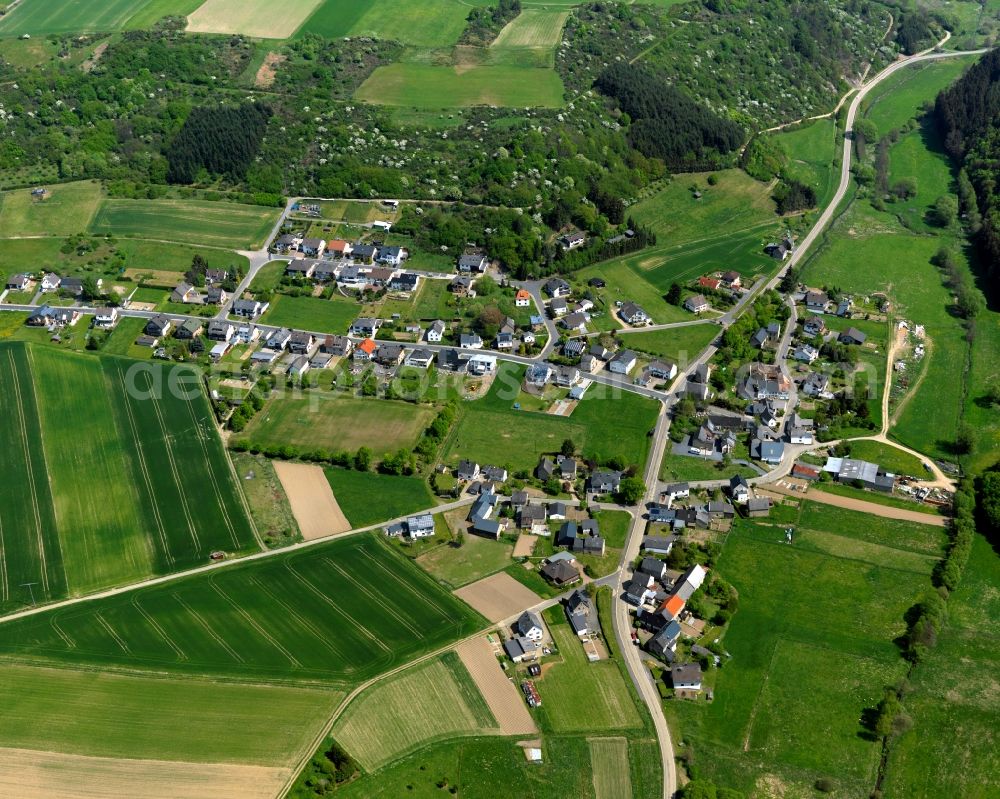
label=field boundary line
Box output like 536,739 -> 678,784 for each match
208,577 -> 303,668
130,593 -> 187,661
283,561 -> 390,653
49,616 -> 76,649
741,638 -> 781,752
94,611 -> 130,654
8,350 -> 49,595
249,576 -> 347,661
172,592 -> 246,663
111,362 -> 175,565
323,558 -> 423,639
180,387 -> 242,549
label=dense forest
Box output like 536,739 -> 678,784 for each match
166,103 -> 272,184
594,63 -> 745,169
935,48 -> 1000,290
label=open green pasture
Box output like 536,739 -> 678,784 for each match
862,57 -> 974,134
356,63 -> 565,108
323,467 -> 435,528
0,661 -> 340,764
670,502 -> 943,797
775,119 -> 839,207
246,394 -> 435,455
333,652 -> 497,770
442,362 -> 660,472
416,520 -> 514,588
260,293 -> 359,333
491,9 -> 568,48
843,439 -> 927,476
301,0 -> 469,47
0,343 -> 257,610
572,262 -> 690,326
0,0 -> 166,35
89,198 -> 279,249
617,323 -> 719,366
881,534 -> 1000,798
536,619 -> 643,734
0,180 -> 102,237
0,534 -> 483,681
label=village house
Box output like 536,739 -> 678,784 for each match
684,294 -> 710,314
457,252 -> 488,273
698,275 -> 721,291
426,319 -> 446,342
566,589 -> 595,637
145,314 -> 173,338
351,243 -> 378,264
459,332 -> 483,349
288,331 -> 315,354
588,470 -> 622,494
803,315 -> 826,336
235,324 -> 260,345
285,259 -> 317,279
793,343 -> 820,363
619,301 -> 649,326
561,311 -> 588,333
171,282 -> 203,304
389,272 -> 419,293
232,299 -> 268,319
541,557 -> 581,586
91,307 -> 119,329
671,663 -> 704,692
559,231 -> 586,250
353,338 -> 377,361
322,335 -> 353,356
839,327 -> 868,346
721,270 -> 742,289
805,290 -> 829,313
175,319 -> 204,340
449,275 -> 475,297
206,286 -> 229,305
405,348 -> 434,369
326,240 -> 352,258
543,277 -> 571,298
40,273 -> 61,292
609,349 -> 637,375
374,342 -> 405,367
266,328 -> 293,351
6,273 -> 30,291
300,237 -> 326,257
350,317 -> 381,337
515,289 -> 532,307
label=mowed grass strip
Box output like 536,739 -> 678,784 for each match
246,394 -> 435,455
334,652 -> 498,770
0,662 -> 341,764
89,198 -> 280,249
187,0 -> 322,38
491,9 -> 568,48
537,622 -> 643,733
0,0 -> 151,35
355,64 -> 564,109
0,535 -> 484,681
589,737 -> 633,799
0,180 -> 102,238
30,346 -> 155,595
0,343 -> 65,612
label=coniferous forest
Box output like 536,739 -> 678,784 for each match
166,102 -> 273,184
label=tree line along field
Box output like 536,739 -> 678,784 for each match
442,362 -> 660,473
669,501 -> 948,797
88,198 -> 280,250
0,535 -> 485,682
0,343 -> 259,611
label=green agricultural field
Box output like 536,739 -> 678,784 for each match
416,521 -> 514,588
0,662 -> 340,765
356,64 -> 565,109
186,0 -> 322,38
0,343 -> 258,610
89,198 -> 279,249
0,0 -> 158,35
324,468 -> 435,528
302,0 -> 468,47
442,363 -> 660,472
881,534 -> 1000,799
862,58 -> 973,134
124,0 -> 204,29
670,503 -> 944,797
117,239 -> 250,274
333,652 -> 497,770
659,451 -> 759,482
0,535 -> 484,682
246,394 -> 435,455
260,293 -> 359,333
617,323 -> 719,366
492,10 -> 568,48
537,621 -> 643,734
775,119 -> 839,208
630,170 -> 777,245
589,737 -> 633,799
0,180 -> 102,237
319,735 -> 599,799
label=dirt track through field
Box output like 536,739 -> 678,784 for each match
453,571 -> 543,622
273,461 -> 351,540
456,637 -> 537,735
772,485 -> 946,526
0,747 -> 288,799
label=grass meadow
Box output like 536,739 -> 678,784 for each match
589,737 -> 633,799
861,57 -> 974,134
571,262 -> 690,326
260,293 -> 359,333
844,439 -> 927,475
302,0 -> 469,47
0,662 -> 340,765
0,343 -> 258,611
442,362 -> 660,472
89,198 -> 279,249
491,9 -> 568,48
881,534 -> 1000,798
323,468 -> 435,527
670,501 -> 944,797
0,180 -> 102,237
356,63 -> 565,108
333,652 -> 497,770
617,324 -> 719,366
536,620 -> 643,734
246,394 -> 435,454
0,535 -> 484,681
416,521 -> 514,588
0,0 -> 160,35
775,118 -> 840,208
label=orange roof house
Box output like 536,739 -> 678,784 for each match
698,276 -> 721,290
357,338 -> 377,355
662,594 -> 685,620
